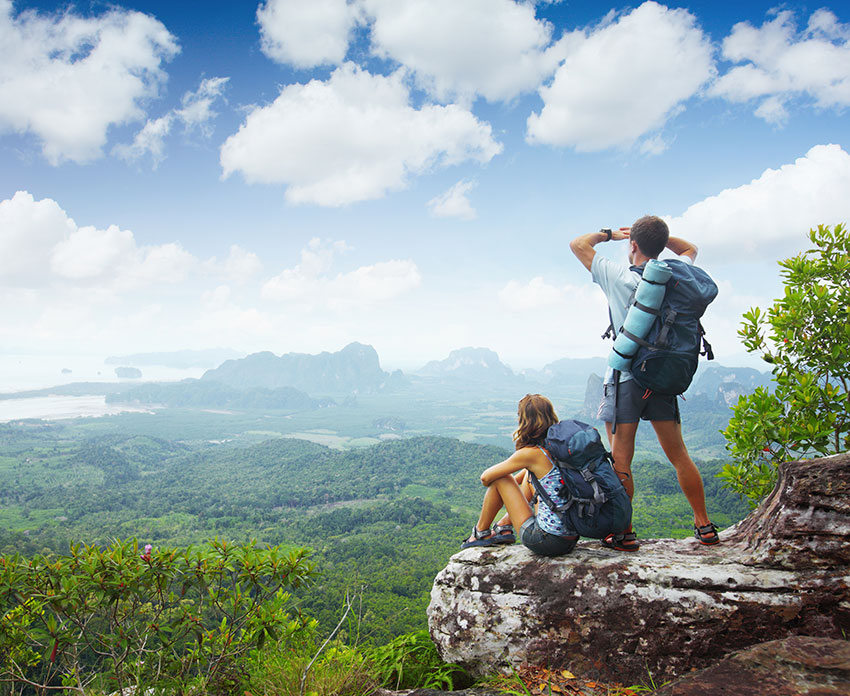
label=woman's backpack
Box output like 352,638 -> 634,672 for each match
528,419 -> 632,539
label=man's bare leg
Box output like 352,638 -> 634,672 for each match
605,421 -> 638,500
651,419 -> 711,527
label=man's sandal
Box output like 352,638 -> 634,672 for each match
694,522 -> 720,545
461,526 -> 499,549
601,531 -> 640,552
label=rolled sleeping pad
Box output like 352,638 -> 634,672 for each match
608,259 -> 672,372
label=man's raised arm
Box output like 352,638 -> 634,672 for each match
570,227 -> 630,271
666,236 -> 698,261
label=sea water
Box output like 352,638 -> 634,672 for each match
0,354 -> 204,422
0,395 -> 154,422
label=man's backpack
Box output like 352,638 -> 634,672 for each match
528,419 -> 632,539
626,259 -> 717,395
606,259 -> 717,397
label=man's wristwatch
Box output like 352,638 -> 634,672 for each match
600,228 -> 613,241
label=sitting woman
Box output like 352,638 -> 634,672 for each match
462,394 -> 578,556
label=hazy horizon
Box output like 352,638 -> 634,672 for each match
0,342 -> 769,397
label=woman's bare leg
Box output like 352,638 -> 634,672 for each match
495,470 -> 534,529
469,474 -> 533,541
474,484 -> 507,533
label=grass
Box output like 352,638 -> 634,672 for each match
245,628 -> 467,696
247,642 -> 379,696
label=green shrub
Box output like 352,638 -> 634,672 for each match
0,538 -> 316,695
366,629 -> 466,690
722,224 -> 850,505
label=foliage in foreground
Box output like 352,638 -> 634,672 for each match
0,539 -> 316,695
247,628 -> 466,696
0,539 -> 468,696
722,224 -> 850,505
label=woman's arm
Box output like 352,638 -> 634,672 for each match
480,448 -> 536,486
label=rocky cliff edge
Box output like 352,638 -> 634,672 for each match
427,453 -> 850,685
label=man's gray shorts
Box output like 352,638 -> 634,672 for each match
597,379 -> 678,424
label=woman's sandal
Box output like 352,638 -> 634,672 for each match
601,531 -> 640,552
694,522 -> 720,545
461,526 -> 498,549
492,524 -> 516,545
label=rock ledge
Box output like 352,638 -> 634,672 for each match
427,454 -> 850,684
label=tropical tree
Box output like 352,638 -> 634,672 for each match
721,223 -> 850,505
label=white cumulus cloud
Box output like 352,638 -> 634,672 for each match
50,225 -> 137,281
360,0 -> 564,103
254,0 -> 565,103
175,76 -> 230,131
112,115 -> 174,166
668,144 -> 850,263
526,1 -> 714,151
257,0 -> 360,68
114,76 -> 229,166
0,191 -> 75,285
0,191 -> 196,291
711,9 -> 850,125
220,63 -> 502,206
261,238 -> 420,309
0,0 -> 179,164
427,180 -> 477,220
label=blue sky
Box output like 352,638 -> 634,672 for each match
1,0 -> 849,372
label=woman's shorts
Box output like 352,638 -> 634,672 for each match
520,517 -> 578,557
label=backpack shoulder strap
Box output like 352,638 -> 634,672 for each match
537,445 -> 553,464
529,447 -> 559,512
603,266 -> 643,341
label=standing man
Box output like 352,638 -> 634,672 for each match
569,215 -> 719,551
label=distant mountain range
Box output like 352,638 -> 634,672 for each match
417,347 -> 515,381
106,381 -> 329,411
201,342 -> 403,396
414,348 -> 613,392
688,365 -> 774,406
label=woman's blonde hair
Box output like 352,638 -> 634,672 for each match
513,394 -> 559,450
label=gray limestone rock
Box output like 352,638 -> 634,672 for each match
427,453 -> 850,685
